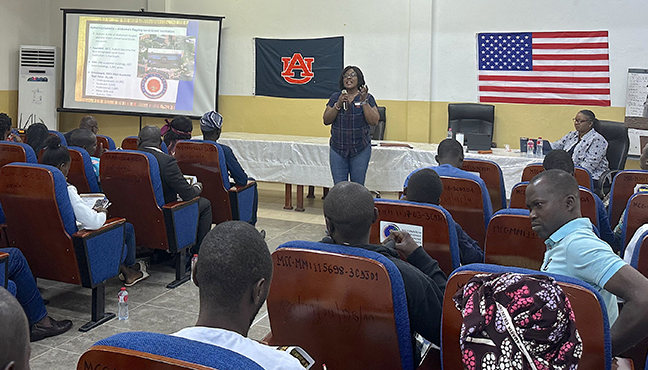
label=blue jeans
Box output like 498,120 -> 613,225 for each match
123,222 -> 136,267
330,145 -> 372,185
2,247 -> 47,326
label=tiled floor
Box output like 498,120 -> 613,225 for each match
27,182 -> 361,370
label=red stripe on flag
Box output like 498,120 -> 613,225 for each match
480,96 -> 611,106
479,75 -> 610,83
532,65 -> 609,72
533,54 -> 609,60
479,86 -> 611,95
532,31 -> 609,38
532,42 -> 609,49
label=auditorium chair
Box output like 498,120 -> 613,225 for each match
461,158 -> 506,211
265,241 -> 440,370
369,106 -> 386,140
67,146 -> 101,193
623,228 -> 648,370
78,332 -> 264,370
0,163 -> 126,331
439,176 -> 490,246
174,140 -> 257,224
620,193 -> 648,250
442,264 -> 614,370
121,136 -> 169,154
100,150 -> 199,288
369,199 -> 460,275
49,130 -> 68,146
447,103 -> 494,141
608,170 -> 648,227
521,163 -> 593,189
94,134 -> 116,157
0,251 -> 17,295
483,209 -> 545,270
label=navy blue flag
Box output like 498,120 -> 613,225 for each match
255,36 -> 344,99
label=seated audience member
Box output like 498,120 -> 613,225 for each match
162,116 -> 193,155
68,128 -> 100,178
138,125 -> 212,255
542,149 -> 617,250
0,248 -> 72,342
41,136 -> 147,286
613,143 -> 648,246
0,287 -> 30,369
26,122 -> 49,158
453,272 -> 582,369
175,221 -> 307,370
526,169 -> 648,355
405,138 -> 493,220
200,111 -> 259,225
0,113 -> 22,143
403,168 -> 483,264
64,115 -> 100,144
321,181 -> 447,361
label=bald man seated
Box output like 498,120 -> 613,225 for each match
137,125 -> 212,256
321,181 -> 447,363
0,287 -> 30,370
526,169 -> 648,355
174,221 -> 307,369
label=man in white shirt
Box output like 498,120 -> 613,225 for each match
174,221 -> 306,370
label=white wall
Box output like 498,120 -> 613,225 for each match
0,0 -> 50,90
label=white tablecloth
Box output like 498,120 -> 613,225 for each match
217,132 -> 542,194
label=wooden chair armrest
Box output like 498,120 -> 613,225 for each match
162,197 -> 199,211
72,218 -> 126,239
229,180 -> 256,193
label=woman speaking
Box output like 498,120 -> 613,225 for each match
323,66 -> 380,185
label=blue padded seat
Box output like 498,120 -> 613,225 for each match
97,134 -> 116,150
94,332 -> 264,370
68,146 -> 101,193
0,142 -> 38,164
49,130 -> 67,146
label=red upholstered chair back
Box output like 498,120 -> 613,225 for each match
0,164 -> 81,284
521,164 -> 544,182
78,346 -> 216,370
508,182 -> 528,208
174,140 -> 233,224
462,159 -> 505,212
483,210 -> 545,270
121,137 -> 138,150
0,142 -> 28,168
623,193 -> 648,247
439,176 -> 486,246
68,148 -> 92,194
100,151 -> 168,250
94,136 -> 109,157
443,269 -> 607,370
521,164 -> 592,189
610,171 -> 648,226
370,200 -> 457,275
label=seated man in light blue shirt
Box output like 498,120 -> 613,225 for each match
526,169 -> 648,356
404,138 -> 493,221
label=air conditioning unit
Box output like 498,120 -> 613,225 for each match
18,45 -> 58,130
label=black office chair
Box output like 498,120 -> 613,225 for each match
594,119 -> 630,197
448,103 -> 494,136
369,106 -> 386,140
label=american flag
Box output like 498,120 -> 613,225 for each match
478,31 -> 610,106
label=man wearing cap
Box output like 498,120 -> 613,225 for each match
200,111 -> 258,225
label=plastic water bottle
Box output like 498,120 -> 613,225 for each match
536,137 -> 544,158
526,139 -> 534,158
447,128 -> 453,139
118,287 -> 129,320
190,254 -> 198,283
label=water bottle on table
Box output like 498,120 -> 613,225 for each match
447,128 -> 453,139
118,287 -> 129,320
526,139 -> 534,158
536,137 -> 544,158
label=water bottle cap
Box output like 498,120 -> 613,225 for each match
121,287 -> 126,291
193,254 -> 198,257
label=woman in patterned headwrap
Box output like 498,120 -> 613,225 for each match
162,116 -> 193,155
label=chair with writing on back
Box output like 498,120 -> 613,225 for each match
369,198 -> 460,275
483,208 -> 545,270
439,176 -> 489,247
100,150 -> 199,288
608,170 -> 648,227
67,146 -> 101,193
620,193 -> 648,251
521,163 -> 593,189
265,240 -> 438,370
121,136 -> 169,154
174,140 -> 257,224
442,264 -> 612,370
462,158 -> 507,211
0,163 -> 126,331
78,332 -> 264,370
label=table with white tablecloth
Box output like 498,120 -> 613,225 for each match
217,133 -> 543,209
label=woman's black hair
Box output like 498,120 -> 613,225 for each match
578,109 -> 599,126
338,66 -> 366,91
26,123 -> 49,156
41,135 -> 70,168
163,116 -> 193,147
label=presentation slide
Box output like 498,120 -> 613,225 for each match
61,10 -> 222,117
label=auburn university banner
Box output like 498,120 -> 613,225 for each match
255,36 -> 344,99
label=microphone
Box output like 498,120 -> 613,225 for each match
341,89 -> 347,110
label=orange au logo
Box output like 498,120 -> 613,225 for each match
281,53 -> 315,84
